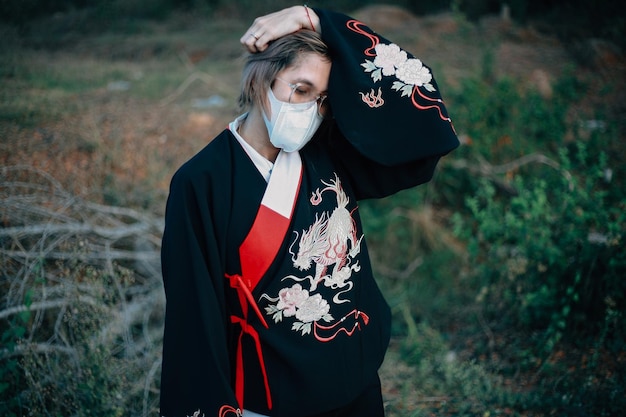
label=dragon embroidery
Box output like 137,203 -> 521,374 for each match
261,174 -> 368,341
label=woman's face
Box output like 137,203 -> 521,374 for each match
269,52 -> 331,116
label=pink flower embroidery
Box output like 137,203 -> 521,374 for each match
277,284 -> 309,317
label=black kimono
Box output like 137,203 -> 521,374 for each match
160,8 -> 459,417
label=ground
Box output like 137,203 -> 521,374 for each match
5,5 -> 608,212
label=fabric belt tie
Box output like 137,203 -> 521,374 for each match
225,150 -> 303,412
227,273 -> 272,411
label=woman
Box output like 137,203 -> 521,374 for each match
160,6 -> 458,417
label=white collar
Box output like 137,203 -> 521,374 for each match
229,114 -> 276,183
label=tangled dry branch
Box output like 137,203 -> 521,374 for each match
1,165 -> 164,416
448,152 -> 573,193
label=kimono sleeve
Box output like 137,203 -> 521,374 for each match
160,166 -> 239,417
321,122 -> 441,200
315,8 -> 460,166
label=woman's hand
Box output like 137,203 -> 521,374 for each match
240,5 -> 320,53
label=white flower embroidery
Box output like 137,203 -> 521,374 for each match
396,58 -> 433,87
373,43 -> 407,76
361,42 -> 437,101
277,284 -> 309,317
295,294 -> 330,323
264,283 -> 334,334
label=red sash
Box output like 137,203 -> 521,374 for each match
226,150 -> 303,411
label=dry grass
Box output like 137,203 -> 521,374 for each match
0,165 -> 165,415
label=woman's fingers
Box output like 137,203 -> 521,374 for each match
240,6 -> 319,53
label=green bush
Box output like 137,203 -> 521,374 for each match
453,145 -> 625,345
357,37 -> 625,410
395,319 -> 526,417
447,67 -> 583,163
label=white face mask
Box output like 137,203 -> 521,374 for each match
262,88 -> 323,153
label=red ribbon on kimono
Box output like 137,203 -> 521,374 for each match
227,150 -> 303,412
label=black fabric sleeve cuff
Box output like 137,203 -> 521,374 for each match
314,8 -> 460,166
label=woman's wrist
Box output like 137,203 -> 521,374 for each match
303,5 -> 320,33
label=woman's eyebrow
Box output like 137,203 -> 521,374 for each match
291,78 -> 328,94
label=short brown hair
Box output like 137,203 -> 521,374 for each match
237,30 -> 330,112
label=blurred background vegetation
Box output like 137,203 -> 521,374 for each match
2,0 -> 625,48
1,0 -> 624,416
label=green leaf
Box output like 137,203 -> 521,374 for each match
371,69 -> 382,83
361,60 -> 377,72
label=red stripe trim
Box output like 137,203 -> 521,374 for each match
226,152 -> 303,411
239,206 -> 290,289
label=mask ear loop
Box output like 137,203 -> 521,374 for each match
317,95 -> 329,118
263,88 -> 284,132
258,80 -> 275,123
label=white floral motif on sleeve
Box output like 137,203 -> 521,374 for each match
396,58 -> 433,89
373,43 -> 407,76
362,42 -> 435,93
347,18 -> 453,124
